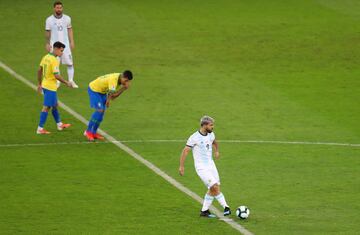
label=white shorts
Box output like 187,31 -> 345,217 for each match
59,49 -> 73,65
196,166 -> 220,189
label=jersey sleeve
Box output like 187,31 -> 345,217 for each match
67,16 -> 72,29
186,135 -> 196,148
51,58 -> 60,74
45,17 -> 51,30
211,132 -> 216,143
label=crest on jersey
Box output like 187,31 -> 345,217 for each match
57,25 -> 63,31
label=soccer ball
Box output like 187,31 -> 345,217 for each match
236,206 -> 250,219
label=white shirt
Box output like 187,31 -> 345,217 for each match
45,14 -> 72,48
186,131 -> 216,170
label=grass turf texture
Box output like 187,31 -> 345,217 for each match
0,69 -> 236,234
0,0 -> 359,234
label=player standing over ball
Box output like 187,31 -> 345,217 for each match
179,116 -> 231,218
84,71 -> 133,141
36,41 -> 72,134
45,1 -> 78,88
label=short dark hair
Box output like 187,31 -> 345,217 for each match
53,1 -> 63,7
200,116 -> 214,126
53,41 -> 66,49
123,70 -> 133,80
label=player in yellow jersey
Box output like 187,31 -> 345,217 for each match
84,71 -> 133,141
36,41 -> 73,134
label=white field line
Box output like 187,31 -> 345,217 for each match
120,139 -> 360,147
0,61 -> 253,235
0,140 -> 359,148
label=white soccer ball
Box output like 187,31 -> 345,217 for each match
236,205 -> 250,219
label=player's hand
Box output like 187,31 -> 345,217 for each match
215,151 -> 220,160
45,43 -> 51,52
37,85 -> 42,94
65,81 -> 72,88
105,100 -> 110,108
179,166 -> 185,176
70,42 -> 75,50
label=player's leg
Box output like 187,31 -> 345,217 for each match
61,50 -> 78,88
86,108 -> 105,140
200,191 -> 215,217
210,184 -> 231,216
37,105 -> 51,134
85,88 -> 105,141
85,87 -> 98,141
209,167 -> 231,216
52,104 -> 71,131
90,92 -> 106,139
197,169 -> 217,218
91,108 -> 105,140
37,88 -> 55,134
67,65 -> 77,87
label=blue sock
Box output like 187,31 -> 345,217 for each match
39,111 -> 48,128
92,112 -> 104,133
87,111 -> 103,133
52,109 -> 61,123
87,112 -> 96,132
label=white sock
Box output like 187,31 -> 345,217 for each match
201,194 -> 214,211
215,192 -> 229,208
67,65 -> 74,82
37,126 -> 43,131
57,122 -> 63,127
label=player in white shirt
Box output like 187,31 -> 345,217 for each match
179,116 -> 231,218
45,1 -> 78,88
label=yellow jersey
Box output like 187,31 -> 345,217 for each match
89,73 -> 121,94
39,53 -> 60,91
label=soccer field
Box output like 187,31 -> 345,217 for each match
0,0 -> 359,234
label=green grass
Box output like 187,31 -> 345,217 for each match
0,70 -> 236,234
0,0 -> 359,234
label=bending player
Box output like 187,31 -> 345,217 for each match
84,71 -> 133,141
36,41 -> 72,134
179,116 -> 231,218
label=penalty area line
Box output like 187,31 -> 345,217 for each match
0,61 -> 253,235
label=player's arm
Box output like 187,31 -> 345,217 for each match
179,146 -> 192,176
213,139 -> 220,159
68,28 -> 75,50
45,30 -> 51,52
45,18 -> 52,52
110,86 -> 127,99
106,82 -> 130,107
52,61 -> 71,87
67,17 -> 75,50
45,18 -> 51,52
106,87 -> 126,106
105,90 -> 115,108
54,74 -> 71,87
37,66 -> 43,93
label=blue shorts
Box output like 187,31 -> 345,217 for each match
88,87 -> 107,110
43,88 -> 58,107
